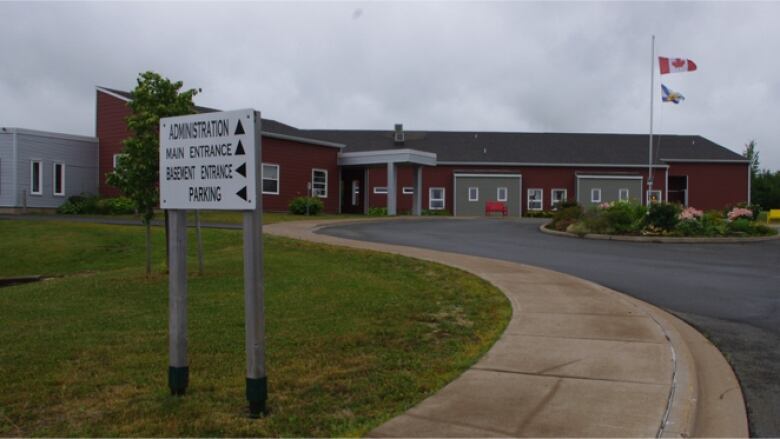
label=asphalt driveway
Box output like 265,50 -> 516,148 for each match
321,218 -> 780,437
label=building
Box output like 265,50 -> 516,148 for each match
95,86 -> 750,216
0,127 -> 98,213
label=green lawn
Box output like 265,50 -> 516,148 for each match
0,221 -> 510,436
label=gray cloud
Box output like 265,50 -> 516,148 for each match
1,1 -> 778,170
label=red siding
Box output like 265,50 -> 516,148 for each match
667,162 -> 749,210
96,89 -> 340,212
262,137 -> 340,213
96,91 -> 132,197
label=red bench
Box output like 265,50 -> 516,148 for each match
485,201 -> 508,216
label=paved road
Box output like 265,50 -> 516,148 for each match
322,218 -> 780,437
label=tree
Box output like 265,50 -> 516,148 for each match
742,139 -> 760,178
107,71 -> 198,276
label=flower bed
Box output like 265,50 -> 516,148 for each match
548,201 -> 776,238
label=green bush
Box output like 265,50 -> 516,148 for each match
288,196 -> 324,215
674,219 -> 704,236
368,207 -> 388,216
550,203 -> 583,231
57,194 -> 135,215
603,202 -> 645,234
524,211 -> 554,218
701,212 -> 726,236
727,218 -> 754,235
644,203 -> 682,231
96,197 -> 137,215
422,209 -> 450,216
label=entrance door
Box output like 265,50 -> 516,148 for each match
341,168 -> 365,214
668,176 -> 688,205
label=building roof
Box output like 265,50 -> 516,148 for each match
96,86 -> 343,148
302,129 -> 748,166
95,86 -> 746,165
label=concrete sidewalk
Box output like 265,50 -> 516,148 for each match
266,219 -> 748,438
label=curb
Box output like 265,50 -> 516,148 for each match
267,218 -> 748,437
539,222 -> 780,243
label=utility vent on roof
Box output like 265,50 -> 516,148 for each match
394,123 -> 404,145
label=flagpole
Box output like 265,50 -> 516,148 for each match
648,35 -> 655,203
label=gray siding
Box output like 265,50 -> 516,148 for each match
14,130 -> 99,208
454,175 -> 522,216
0,133 -> 16,206
576,176 -> 642,208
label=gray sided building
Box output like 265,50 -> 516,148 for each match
0,128 -> 99,212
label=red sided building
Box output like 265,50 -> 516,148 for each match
96,87 -> 750,216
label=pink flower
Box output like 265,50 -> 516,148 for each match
678,207 -> 703,221
598,202 -> 612,209
727,207 -> 753,221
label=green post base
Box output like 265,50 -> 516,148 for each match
169,366 -> 189,396
246,377 -> 268,418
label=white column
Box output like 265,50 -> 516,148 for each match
412,165 -> 423,216
387,161 -> 397,216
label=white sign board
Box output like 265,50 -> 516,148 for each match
160,109 -> 257,210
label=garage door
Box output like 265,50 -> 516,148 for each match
453,173 -> 522,216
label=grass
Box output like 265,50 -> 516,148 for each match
0,221 -> 510,436
57,211 -> 364,226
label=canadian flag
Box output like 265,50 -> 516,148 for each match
659,57 -> 697,74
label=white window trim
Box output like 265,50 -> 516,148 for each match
373,186 -> 388,194
113,153 -> 127,169
312,168 -> 328,198
527,188 -> 543,211
402,186 -> 414,195
261,163 -> 280,195
497,187 -> 508,202
591,188 -> 602,203
53,162 -> 65,196
468,186 -> 479,202
551,188 -> 567,207
30,160 -> 43,195
429,187 -> 445,210
619,188 -> 630,201
351,180 -> 360,206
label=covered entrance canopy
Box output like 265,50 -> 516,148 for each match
338,149 -> 436,215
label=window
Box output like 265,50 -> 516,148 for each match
53,163 -> 65,196
312,169 -> 328,198
373,186 -> 388,194
429,187 -> 445,210
261,163 -> 279,195
647,190 -> 662,204
113,153 -> 127,169
497,187 -> 508,202
551,189 -> 567,209
619,188 -> 630,201
468,187 -> 479,202
527,188 -> 543,211
402,186 -> 414,195
30,160 -> 42,195
591,188 -> 602,203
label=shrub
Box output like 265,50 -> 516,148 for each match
422,209 -> 450,216
288,196 -> 324,215
96,197 -> 137,215
644,202 -> 682,231
727,207 -> 753,221
550,203 -> 583,231
603,201 -> 645,234
368,207 -> 388,216
57,194 -> 135,215
701,212 -> 726,236
726,218 -> 754,235
674,219 -> 704,236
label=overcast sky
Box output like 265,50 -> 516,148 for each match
2,1 -> 779,170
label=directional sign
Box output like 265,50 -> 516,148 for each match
160,109 -> 257,210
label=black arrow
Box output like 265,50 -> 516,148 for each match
236,163 -> 246,178
237,186 -> 248,201
234,119 -> 245,135
235,140 -> 245,155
